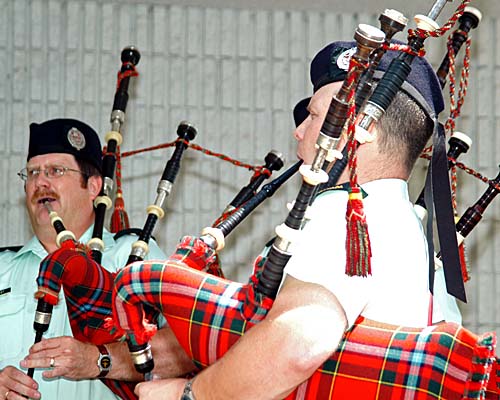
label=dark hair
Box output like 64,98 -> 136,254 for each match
75,157 -> 102,189
377,91 -> 433,174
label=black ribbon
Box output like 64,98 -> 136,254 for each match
426,122 -> 467,302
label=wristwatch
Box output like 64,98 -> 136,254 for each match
181,378 -> 197,400
96,344 -> 112,378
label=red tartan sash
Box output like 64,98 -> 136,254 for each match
111,237 -> 498,399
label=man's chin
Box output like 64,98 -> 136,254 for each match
296,153 -> 306,163
30,207 -> 55,228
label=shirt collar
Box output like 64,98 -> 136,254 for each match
360,178 -> 409,201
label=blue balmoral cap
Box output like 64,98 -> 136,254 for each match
293,40 -> 445,126
28,118 -> 103,172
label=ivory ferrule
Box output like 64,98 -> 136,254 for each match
88,237 -> 105,253
94,195 -> 113,210
131,240 -> 149,259
200,227 -> 225,252
146,204 -> 165,219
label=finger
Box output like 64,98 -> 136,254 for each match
1,367 -> 38,389
41,357 -> 69,379
29,338 -> 61,354
0,370 -> 40,400
19,355 -> 54,371
21,351 -> 51,364
41,365 -> 63,380
41,366 -> 63,380
134,382 -> 142,395
5,387 -> 41,400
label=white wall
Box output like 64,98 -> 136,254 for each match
1,0 -> 499,339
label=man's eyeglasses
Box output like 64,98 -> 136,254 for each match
17,165 -> 84,182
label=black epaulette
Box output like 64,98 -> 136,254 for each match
315,181 -> 368,199
113,228 -> 156,242
263,236 -> 276,248
315,181 -> 351,198
0,245 -> 23,253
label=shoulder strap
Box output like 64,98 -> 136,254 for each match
0,245 -> 23,253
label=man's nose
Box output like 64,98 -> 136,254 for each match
32,171 -> 51,187
294,124 -> 305,140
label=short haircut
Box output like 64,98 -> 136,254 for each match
378,90 -> 433,174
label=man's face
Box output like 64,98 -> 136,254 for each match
24,153 -> 99,235
293,81 -> 343,164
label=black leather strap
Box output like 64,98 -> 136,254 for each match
97,344 -> 111,378
428,122 -> 467,302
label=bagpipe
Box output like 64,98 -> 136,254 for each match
30,48 -> 295,400
31,162 -> 299,398
32,0 -> 500,399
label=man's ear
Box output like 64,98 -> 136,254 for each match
87,175 -> 103,200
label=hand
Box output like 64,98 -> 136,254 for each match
0,366 -> 40,399
20,336 -> 99,380
135,378 -> 187,400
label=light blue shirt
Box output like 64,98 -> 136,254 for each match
0,226 -> 166,400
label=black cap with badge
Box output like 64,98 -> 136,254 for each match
28,118 -> 103,173
293,40 -> 445,126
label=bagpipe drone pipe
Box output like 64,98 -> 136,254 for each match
27,45 -> 146,400
89,46 -> 140,264
109,1 -> 500,398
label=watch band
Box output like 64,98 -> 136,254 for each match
97,344 -> 112,378
180,378 -> 197,400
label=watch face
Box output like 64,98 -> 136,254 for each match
99,354 -> 112,371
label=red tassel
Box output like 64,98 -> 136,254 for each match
458,242 -> 470,283
110,192 -> 130,233
345,186 -> 372,277
207,254 -> 225,278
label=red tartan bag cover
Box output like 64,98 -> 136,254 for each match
111,237 -> 499,400
36,237 -> 499,400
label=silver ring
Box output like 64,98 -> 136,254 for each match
50,357 -> 55,368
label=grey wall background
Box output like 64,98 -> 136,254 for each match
1,0 -> 499,339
